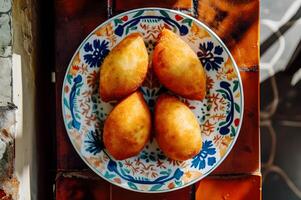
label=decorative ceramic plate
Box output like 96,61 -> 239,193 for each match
62,8 -> 244,193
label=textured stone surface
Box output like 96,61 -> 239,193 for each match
0,0 -> 11,13
0,45 -> 11,57
0,109 -> 18,199
0,1 -> 17,199
0,110 -> 14,171
0,0 -> 12,107
0,14 -> 11,56
0,58 -> 12,106
0,139 -> 6,160
0,177 -> 19,200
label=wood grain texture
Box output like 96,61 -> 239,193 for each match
197,0 -> 259,68
56,172 -> 110,200
114,0 -> 192,12
55,0 -> 108,170
111,185 -> 192,200
195,175 -> 261,200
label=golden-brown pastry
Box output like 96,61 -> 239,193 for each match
154,94 -> 202,161
153,29 -> 206,100
103,92 -> 151,160
100,33 -> 148,102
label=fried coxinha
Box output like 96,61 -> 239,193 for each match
99,33 -> 148,102
153,28 -> 206,100
100,29 -> 205,161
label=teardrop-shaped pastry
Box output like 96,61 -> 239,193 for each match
103,92 -> 151,160
154,94 -> 202,161
100,33 -> 148,102
153,29 -> 206,100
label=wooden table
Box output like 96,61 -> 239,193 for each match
54,0 -> 260,199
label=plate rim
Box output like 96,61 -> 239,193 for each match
61,7 -> 244,193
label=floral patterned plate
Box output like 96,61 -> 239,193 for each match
62,8 -> 244,193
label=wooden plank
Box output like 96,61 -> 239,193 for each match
114,0 -> 193,12
213,71 -> 260,174
111,185 -> 192,200
195,174 -> 261,200
55,0 -> 108,170
56,171 -> 111,200
197,0 -> 259,69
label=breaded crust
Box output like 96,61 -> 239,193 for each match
153,29 -> 206,100
103,92 -> 151,160
100,33 -> 148,102
154,94 -> 202,161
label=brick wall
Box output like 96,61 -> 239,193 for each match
0,0 -> 19,199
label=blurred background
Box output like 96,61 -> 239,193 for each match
260,0 -> 301,199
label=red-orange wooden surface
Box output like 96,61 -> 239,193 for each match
55,0 -> 261,199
